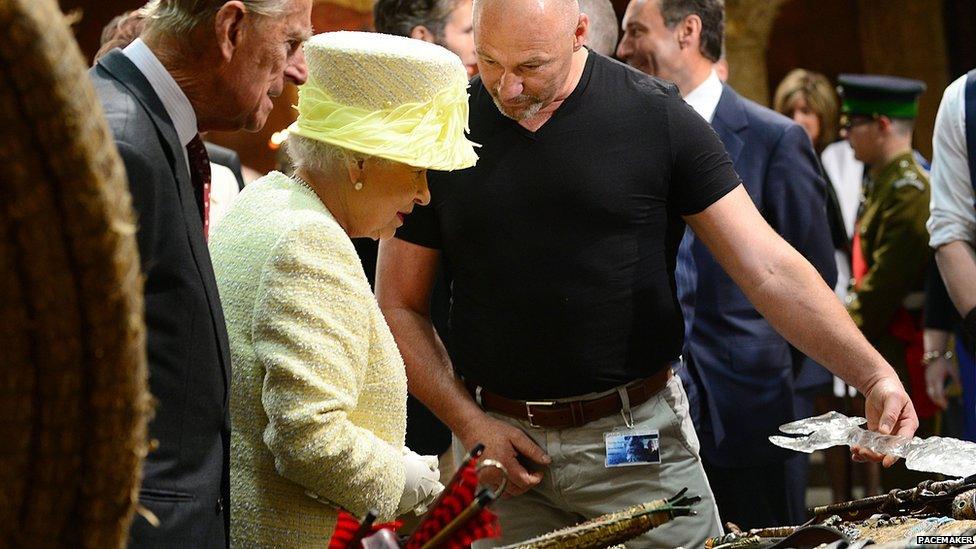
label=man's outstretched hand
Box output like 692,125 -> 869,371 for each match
853,376 -> 919,467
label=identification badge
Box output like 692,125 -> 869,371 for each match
604,429 -> 661,467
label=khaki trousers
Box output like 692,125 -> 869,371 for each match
459,373 -> 723,548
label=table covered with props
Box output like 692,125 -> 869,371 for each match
329,444 -> 702,549
707,412 -> 976,548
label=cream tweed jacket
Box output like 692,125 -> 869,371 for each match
210,171 -> 408,548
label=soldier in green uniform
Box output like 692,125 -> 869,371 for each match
840,74 -> 932,487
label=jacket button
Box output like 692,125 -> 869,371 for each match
216,498 -> 224,515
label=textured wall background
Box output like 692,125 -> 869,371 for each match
765,0 -> 950,159
62,0 -> 975,169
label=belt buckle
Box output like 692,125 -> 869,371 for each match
524,400 -> 555,428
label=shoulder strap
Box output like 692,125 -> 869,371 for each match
964,70 -> 976,201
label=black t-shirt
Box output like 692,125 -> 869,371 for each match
396,51 -> 740,399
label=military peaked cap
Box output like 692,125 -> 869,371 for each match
837,74 -> 926,119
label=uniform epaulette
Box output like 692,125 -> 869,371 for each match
893,177 -> 926,191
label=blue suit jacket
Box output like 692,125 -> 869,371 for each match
678,85 -> 837,468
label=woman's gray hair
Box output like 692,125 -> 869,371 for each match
287,135 -> 392,179
143,0 -> 292,35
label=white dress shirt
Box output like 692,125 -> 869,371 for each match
682,69 -> 723,123
821,140 -> 864,240
208,163 -> 241,233
123,39 -> 241,228
123,38 -> 198,175
928,73 -> 976,249
816,141 -> 862,304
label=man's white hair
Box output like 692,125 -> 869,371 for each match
578,0 -> 618,57
144,0 -> 292,35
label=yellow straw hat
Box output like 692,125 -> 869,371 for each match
288,31 -> 479,171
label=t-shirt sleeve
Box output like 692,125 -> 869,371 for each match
666,94 -> 742,215
394,183 -> 442,249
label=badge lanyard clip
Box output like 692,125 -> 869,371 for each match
617,386 -> 635,429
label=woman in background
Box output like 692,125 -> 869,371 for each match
774,68 -> 840,155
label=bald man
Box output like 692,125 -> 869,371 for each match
377,0 -> 916,545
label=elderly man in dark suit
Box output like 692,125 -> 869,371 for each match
618,0 -> 837,529
89,1 -> 311,546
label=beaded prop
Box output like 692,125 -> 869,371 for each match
404,444 -> 504,549
329,444 -> 505,549
500,489 -> 701,549
329,510 -> 402,549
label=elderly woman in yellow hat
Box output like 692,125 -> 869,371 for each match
209,31 -> 477,547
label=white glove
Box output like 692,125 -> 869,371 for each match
397,447 -> 444,516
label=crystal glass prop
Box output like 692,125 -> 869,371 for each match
769,411 -> 976,477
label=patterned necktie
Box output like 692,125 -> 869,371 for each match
185,134 -> 212,240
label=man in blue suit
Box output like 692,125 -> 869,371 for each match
618,0 -> 837,529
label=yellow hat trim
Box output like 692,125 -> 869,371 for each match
288,73 -> 479,171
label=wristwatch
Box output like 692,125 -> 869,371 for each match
922,350 -> 954,366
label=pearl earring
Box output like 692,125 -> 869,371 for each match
353,159 -> 365,191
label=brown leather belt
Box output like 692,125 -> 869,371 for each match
465,367 -> 673,429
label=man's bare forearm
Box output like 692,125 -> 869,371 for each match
688,187 -> 900,394
690,187 -> 916,443
381,306 -> 484,433
935,240 -> 976,317
743,242 -> 897,393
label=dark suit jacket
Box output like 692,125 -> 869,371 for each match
90,50 -> 231,548
678,85 -> 837,468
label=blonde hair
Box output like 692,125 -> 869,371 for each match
773,68 -> 839,153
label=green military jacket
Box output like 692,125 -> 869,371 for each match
846,151 -> 932,341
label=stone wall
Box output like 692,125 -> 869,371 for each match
725,0 -> 789,107
728,0 -> 948,158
